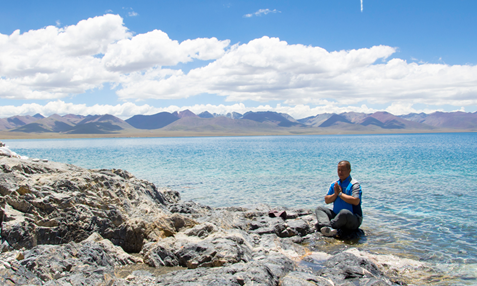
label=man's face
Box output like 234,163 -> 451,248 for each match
337,164 -> 351,180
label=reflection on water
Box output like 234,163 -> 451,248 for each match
4,133 -> 477,284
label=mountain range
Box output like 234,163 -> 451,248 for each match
0,110 -> 476,136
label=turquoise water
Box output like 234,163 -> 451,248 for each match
3,133 -> 477,283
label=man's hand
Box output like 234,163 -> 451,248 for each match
325,181 -> 342,204
333,181 -> 342,195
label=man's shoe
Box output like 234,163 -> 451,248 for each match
320,226 -> 338,237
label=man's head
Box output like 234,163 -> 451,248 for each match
337,160 -> 351,180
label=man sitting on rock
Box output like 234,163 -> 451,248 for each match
315,160 -> 363,237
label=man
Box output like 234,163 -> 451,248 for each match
315,160 -> 362,237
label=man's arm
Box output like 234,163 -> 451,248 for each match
340,183 -> 361,206
324,182 -> 340,204
339,193 -> 360,205
324,193 -> 338,204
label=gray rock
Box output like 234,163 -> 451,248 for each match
280,271 -> 334,286
318,252 -> 394,285
0,157 -> 172,252
184,222 -> 216,238
175,235 -> 253,269
0,233 -> 139,285
154,253 -> 294,286
286,219 -> 312,237
0,156 -> 410,285
145,244 -> 180,267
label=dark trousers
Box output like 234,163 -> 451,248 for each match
315,206 -> 362,231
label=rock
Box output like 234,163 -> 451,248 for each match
0,233 -> 139,285
0,157 -> 172,252
175,235 -> 253,269
142,242 -> 180,267
0,156 -> 415,285
285,219 -> 312,237
154,253 -> 295,286
280,271 -> 334,286
161,189 -> 181,204
317,252 -> 394,285
184,222 -> 216,238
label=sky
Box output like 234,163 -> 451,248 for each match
1,0 -> 477,120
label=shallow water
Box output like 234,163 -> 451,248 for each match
4,133 -> 477,284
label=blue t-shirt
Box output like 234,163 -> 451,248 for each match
327,175 -> 363,217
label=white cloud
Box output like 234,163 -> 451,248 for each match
128,11 -> 138,17
102,30 -> 229,73
118,36 -> 477,109
1,14 -> 477,114
244,9 -> 280,18
0,14 -> 229,99
0,14 -> 129,99
0,100 -> 449,121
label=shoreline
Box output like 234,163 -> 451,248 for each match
0,128 -> 473,140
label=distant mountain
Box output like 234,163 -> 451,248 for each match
298,114 -> 333,127
11,114 -> 130,134
225,112 -> 243,119
399,113 -> 428,123
318,114 -> 353,127
2,110 -> 477,136
161,116 -> 286,133
279,113 -> 299,123
67,122 -> 123,134
77,114 -> 132,129
242,111 -> 302,127
62,114 -> 86,124
0,115 -> 40,131
340,112 -> 369,124
360,117 -> 386,128
12,115 -> 75,133
172,109 -> 198,119
67,114 -> 132,134
126,112 -> 180,129
298,111 -> 432,130
198,111 -> 214,118
401,111 -> 477,129
366,112 -> 431,129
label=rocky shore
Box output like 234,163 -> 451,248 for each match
0,156 -> 433,285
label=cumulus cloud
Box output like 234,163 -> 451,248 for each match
1,14 -> 477,115
0,100 -> 164,119
102,30 -> 229,72
0,14 -> 128,99
244,9 -> 280,18
0,14 -> 229,99
117,36 -> 477,108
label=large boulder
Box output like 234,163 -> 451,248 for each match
0,233 -> 140,285
0,157 -> 173,252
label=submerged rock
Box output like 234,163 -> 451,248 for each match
0,156 -> 417,285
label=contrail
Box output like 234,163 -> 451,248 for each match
361,0 -> 363,12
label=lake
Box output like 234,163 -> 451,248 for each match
3,133 -> 477,284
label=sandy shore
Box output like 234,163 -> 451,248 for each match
0,128 -> 469,140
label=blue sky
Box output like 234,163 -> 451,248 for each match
1,0 -> 476,119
